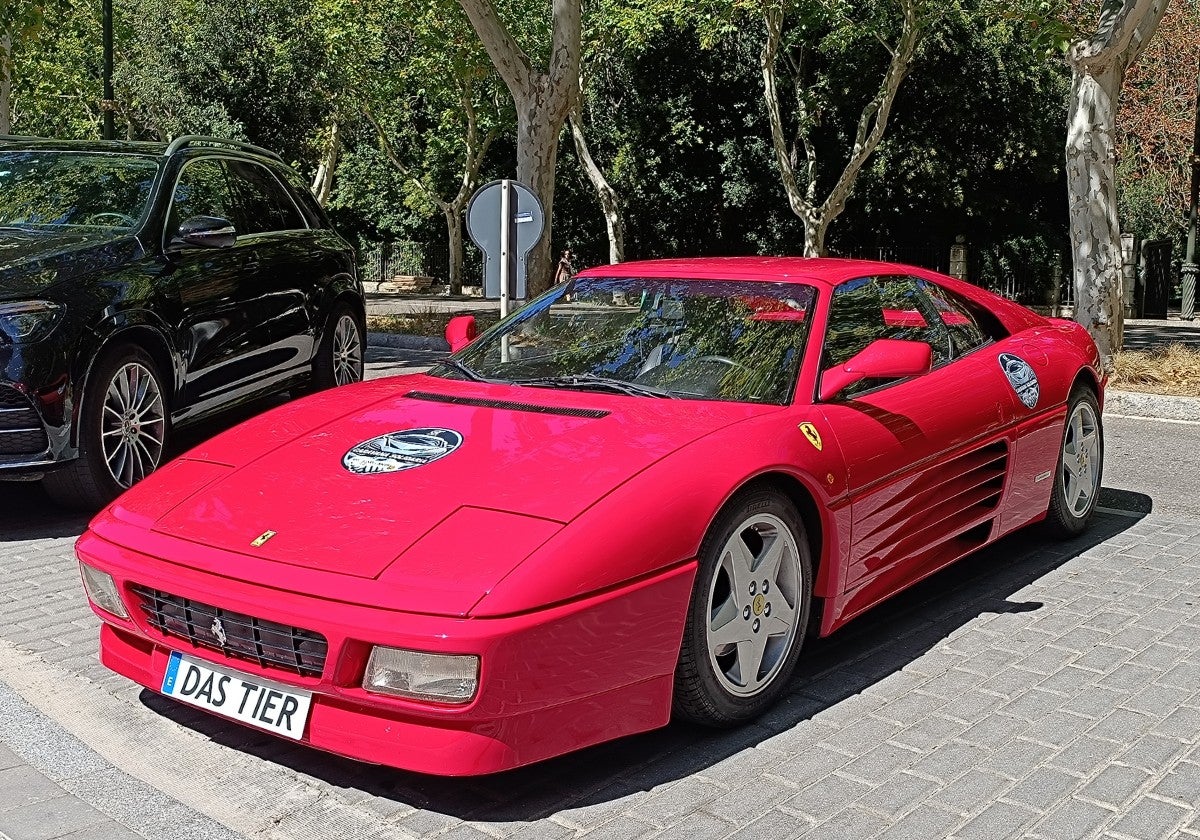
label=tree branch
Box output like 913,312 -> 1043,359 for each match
761,5 -> 808,218
1070,0 -> 1167,70
457,0 -> 534,96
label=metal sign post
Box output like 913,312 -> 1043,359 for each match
466,179 -> 545,312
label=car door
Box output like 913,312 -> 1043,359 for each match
814,275 -> 1013,611
221,159 -> 317,384
163,157 -> 275,412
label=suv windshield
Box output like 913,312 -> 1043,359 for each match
0,151 -> 159,231
441,276 -> 817,404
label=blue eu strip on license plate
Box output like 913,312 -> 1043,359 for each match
160,650 -> 313,740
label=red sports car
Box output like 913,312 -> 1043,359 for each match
75,258 -> 1104,775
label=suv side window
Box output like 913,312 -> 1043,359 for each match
225,160 -> 306,235
822,275 -> 950,398
169,158 -> 236,236
917,279 -> 991,358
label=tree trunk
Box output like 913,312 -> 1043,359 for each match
458,0 -> 581,298
1065,65 -> 1125,366
444,205 -> 465,294
0,33 -> 12,135
1064,0 -> 1170,372
569,111 -> 624,263
310,121 -> 341,206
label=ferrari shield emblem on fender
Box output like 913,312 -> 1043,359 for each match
998,353 -> 1040,409
343,428 -> 464,475
799,422 -> 823,451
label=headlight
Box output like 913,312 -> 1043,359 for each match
363,646 -> 478,704
79,562 -> 129,619
0,300 -> 64,344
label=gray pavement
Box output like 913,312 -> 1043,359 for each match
1,359 -> 1199,839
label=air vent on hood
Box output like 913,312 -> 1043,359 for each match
405,391 -> 610,419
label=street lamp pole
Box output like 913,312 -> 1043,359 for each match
101,0 -> 114,140
1183,56 -> 1199,321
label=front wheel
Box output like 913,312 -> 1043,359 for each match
44,346 -> 169,510
1044,386 -> 1103,537
673,488 -> 812,726
312,304 -> 364,390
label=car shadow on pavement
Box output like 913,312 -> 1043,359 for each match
138,489 -> 1152,822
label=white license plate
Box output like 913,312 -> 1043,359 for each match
161,651 -> 312,740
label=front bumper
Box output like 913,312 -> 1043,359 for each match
77,528 -> 696,776
0,339 -> 74,473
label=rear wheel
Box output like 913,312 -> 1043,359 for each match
44,346 -> 169,510
311,303 -> 364,390
673,488 -> 812,726
1044,386 -> 1103,537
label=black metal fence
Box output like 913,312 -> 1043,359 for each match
358,240 -> 483,287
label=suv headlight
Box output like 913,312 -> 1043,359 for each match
0,301 -> 64,344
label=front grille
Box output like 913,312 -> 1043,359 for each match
0,386 -> 46,456
131,585 -> 328,678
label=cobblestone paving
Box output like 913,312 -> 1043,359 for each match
3,478 -> 1199,840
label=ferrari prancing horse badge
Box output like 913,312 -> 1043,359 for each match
799,422 -> 823,451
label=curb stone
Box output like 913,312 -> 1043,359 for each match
1105,389 -> 1200,422
365,332 -> 1200,423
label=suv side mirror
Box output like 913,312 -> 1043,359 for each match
172,216 -> 237,249
445,315 -> 477,353
819,338 -> 933,401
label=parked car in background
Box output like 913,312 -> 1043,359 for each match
75,258 -> 1105,775
0,135 -> 364,508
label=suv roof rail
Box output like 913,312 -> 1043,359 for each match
0,134 -> 45,141
164,135 -> 284,163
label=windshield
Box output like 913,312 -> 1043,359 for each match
0,151 -> 160,231
441,276 -> 817,404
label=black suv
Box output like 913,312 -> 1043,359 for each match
0,135 -> 365,508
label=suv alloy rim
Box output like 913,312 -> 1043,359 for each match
333,314 -> 363,386
101,362 -> 166,488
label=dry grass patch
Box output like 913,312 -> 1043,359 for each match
367,308 -> 500,338
1112,344 -> 1200,397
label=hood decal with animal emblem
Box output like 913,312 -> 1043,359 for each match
342,428 -> 464,475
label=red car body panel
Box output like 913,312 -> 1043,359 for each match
76,257 -> 1104,775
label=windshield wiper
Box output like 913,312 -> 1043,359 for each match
512,374 -> 681,399
433,357 -> 492,383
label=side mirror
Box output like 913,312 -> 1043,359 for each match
171,215 -> 237,249
445,314 -> 477,353
819,338 -> 932,401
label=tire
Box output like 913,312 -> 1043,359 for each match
310,303 -> 365,390
673,487 -> 813,726
1044,386 -> 1103,538
43,346 -> 169,510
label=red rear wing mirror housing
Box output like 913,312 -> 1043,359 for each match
819,338 -> 933,402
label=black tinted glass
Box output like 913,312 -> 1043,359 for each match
0,152 -> 158,229
171,159 -> 235,231
919,280 -> 990,357
226,161 -> 305,234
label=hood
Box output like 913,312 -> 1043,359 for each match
103,376 -> 779,612
0,229 -> 141,299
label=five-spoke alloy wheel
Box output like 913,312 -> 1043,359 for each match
1045,386 -> 1103,537
312,303 -> 364,390
674,488 -> 812,725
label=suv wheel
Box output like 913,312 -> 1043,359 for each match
43,346 -> 169,510
312,304 -> 364,389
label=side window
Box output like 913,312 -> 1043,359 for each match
877,275 -> 951,367
918,280 -> 991,358
169,159 -> 235,235
822,275 -> 950,398
224,160 -> 306,234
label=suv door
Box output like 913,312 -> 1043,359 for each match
164,157 -> 278,414
222,159 -> 318,383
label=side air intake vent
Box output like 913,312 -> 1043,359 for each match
405,391 -> 609,419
